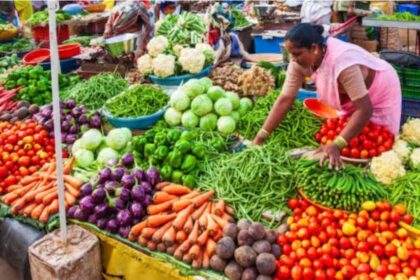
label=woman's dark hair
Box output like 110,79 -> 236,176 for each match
285,23 -> 324,49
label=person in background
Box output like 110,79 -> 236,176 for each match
333,0 -> 353,22
32,0 -> 46,12
253,24 -> 401,169
0,1 -> 18,25
14,0 -> 33,22
154,0 -> 181,22
103,0 -> 152,59
301,0 -> 333,24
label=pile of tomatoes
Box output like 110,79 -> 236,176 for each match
0,120 -> 55,192
275,198 -> 419,280
314,117 -> 394,159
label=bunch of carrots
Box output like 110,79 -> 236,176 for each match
129,182 -> 234,269
1,158 -> 83,223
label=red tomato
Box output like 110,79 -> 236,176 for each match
318,231 -> 328,244
356,216 -> 368,228
17,156 -> 31,167
326,226 -> 336,238
358,134 -> 367,142
380,211 -> 390,222
393,204 -> 407,215
362,140 -> 373,150
288,198 -> 300,209
357,263 -> 371,274
379,221 -> 389,232
302,267 -> 314,280
321,254 -> 333,268
0,166 -> 8,178
350,148 -> 360,158
349,138 -> 359,148
385,244 -> 397,257
377,145 -> 386,155
277,266 -> 291,280
388,263 -> 401,274
321,136 -> 328,145
291,265 -> 302,280
340,237 -> 351,249
279,255 -> 294,268
402,214 -> 414,224
368,149 -> 377,158
408,258 -> 419,270
325,268 -> 335,280
357,241 -> 370,252
307,247 -> 317,259
315,133 -> 322,142
314,269 -> 327,280
313,259 -> 323,270
360,149 -> 369,159
342,265 -> 356,279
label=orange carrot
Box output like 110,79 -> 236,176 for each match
225,205 -> 234,215
63,175 -> 83,190
166,245 -> 177,255
35,187 -> 56,204
141,227 -> 158,239
2,192 -> 19,204
63,157 -> 75,174
212,214 -> 228,229
39,163 -> 56,186
22,182 -> 53,203
192,249 -> 203,269
183,216 -> 193,234
11,198 -> 26,213
213,230 -> 223,241
48,199 -> 59,214
147,213 -> 177,228
147,241 -> 157,251
202,251 -> 210,269
191,202 -> 208,221
172,199 -> 192,212
187,221 -> 200,244
155,181 -> 171,190
172,204 -> 194,230
182,252 -> 192,264
162,226 -> 176,246
206,213 -> 219,237
176,231 -> 187,243
14,184 -> 37,197
206,238 -> 216,256
214,199 -> 225,216
64,192 -> 76,206
153,192 -> 179,204
19,175 -> 39,186
197,230 -> 209,246
176,239 -> 191,255
173,246 -> 184,260
191,190 -> 215,208
138,236 -> 148,246
42,190 -> 58,205
156,243 -> 166,252
39,206 -> 50,223
180,190 -> 200,200
188,244 -> 200,259
130,220 -> 148,238
151,222 -> 173,243
31,203 -> 45,220
162,184 -> 191,195
65,183 -> 80,198
23,202 -> 38,216
147,200 -> 175,215
6,183 -> 28,193
222,213 -> 234,222
198,205 -> 210,229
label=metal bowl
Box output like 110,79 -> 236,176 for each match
254,4 -> 276,18
105,33 -> 138,57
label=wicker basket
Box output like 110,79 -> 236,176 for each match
85,3 -> 106,13
380,28 -> 402,51
0,28 -> 18,42
352,39 -> 378,52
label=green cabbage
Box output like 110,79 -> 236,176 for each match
217,116 -> 236,135
81,129 -> 103,151
200,113 -> 218,131
214,98 -> 233,116
71,139 -> 84,155
106,129 -> 129,151
120,127 -> 132,142
199,77 -> 213,92
225,91 -> 240,109
238,97 -> 253,115
169,89 -> 191,112
164,107 -> 182,126
75,149 -> 95,168
207,86 -> 225,102
181,79 -> 204,99
191,94 -> 213,117
181,110 -> 199,129
97,147 -> 119,165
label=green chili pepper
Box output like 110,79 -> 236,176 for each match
155,145 -> 169,160
181,154 -> 197,173
144,143 -> 156,158
174,140 -> 192,154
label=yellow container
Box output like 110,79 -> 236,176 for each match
0,28 -> 18,43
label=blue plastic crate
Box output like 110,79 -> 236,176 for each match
401,98 -> 420,124
39,57 -> 79,74
397,4 -> 419,16
296,89 -> 317,102
253,34 -> 285,53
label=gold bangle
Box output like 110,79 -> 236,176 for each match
333,136 -> 348,150
258,128 -> 270,139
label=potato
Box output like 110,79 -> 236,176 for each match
225,261 -> 243,280
210,255 -> 226,272
255,253 -> 277,275
252,240 -> 271,254
223,223 -> 239,240
256,275 -> 272,280
234,246 -> 257,268
277,224 -> 289,234
216,237 -> 236,259
271,244 -> 282,259
241,267 -> 258,280
265,230 -> 278,244
237,230 -> 253,246
237,219 -> 251,231
248,223 -> 266,241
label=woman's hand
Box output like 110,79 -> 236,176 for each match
252,135 -> 265,146
319,142 -> 344,170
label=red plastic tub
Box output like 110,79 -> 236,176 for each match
32,25 -> 70,48
22,49 -> 50,65
58,43 -> 81,59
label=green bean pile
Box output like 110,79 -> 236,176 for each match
198,142 -> 296,225
389,171 -> 420,228
61,73 -> 128,110
295,160 -> 388,212
104,85 -> 169,118
237,90 -> 322,148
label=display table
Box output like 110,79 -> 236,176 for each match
63,11 -> 111,35
362,16 -> 420,54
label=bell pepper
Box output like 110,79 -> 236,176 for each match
144,129 -> 157,142
175,140 -> 192,154
154,131 -> 167,146
155,145 -> 169,160
149,155 -> 161,166
167,129 -> 181,144
211,138 -> 226,152
171,170 -> 184,184
180,130 -> 198,141
144,143 -> 156,158
133,136 -> 147,153
182,174 -> 196,188
181,154 -> 197,173
160,165 -> 173,181
168,150 -> 183,168
192,144 -> 206,159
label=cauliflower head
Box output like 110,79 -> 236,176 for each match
137,54 -> 153,75
401,118 -> 420,145
178,48 -> 206,74
370,150 -> 406,185
172,44 -> 183,57
152,54 -> 175,78
147,35 -> 169,57
392,138 -> 411,163
195,43 -> 213,53
410,148 -> 420,170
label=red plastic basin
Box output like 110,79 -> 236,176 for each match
58,43 -> 81,59
303,98 -> 338,119
22,49 -> 50,66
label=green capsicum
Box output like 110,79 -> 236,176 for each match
181,154 -> 197,173
180,130 -> 198,141
167,129 -> 181,144
192,144 -> 206,159
149,155 -> 161,166
154,131 -> 167,146
144,130 -> 157,142
182,174 -> 196,187
155,145 -> 169,160
133,136 -> 147,153
171,170 -> 184,184
168,150 -> 183,168
211,138 -> 226,152
174,140 -> 192,154
144,143 -> 156,158
160,165 -> 173,180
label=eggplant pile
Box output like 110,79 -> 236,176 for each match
67,164 -> 161,238
32,99 -> 102,146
